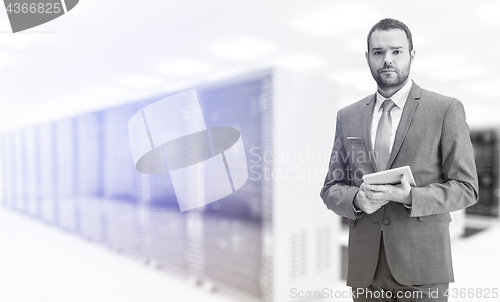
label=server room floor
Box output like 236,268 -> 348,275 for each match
0,207 -> 498,302
0,208 -> 240,302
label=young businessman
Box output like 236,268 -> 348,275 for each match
320,19 -> 478,302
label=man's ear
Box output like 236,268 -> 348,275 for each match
365,51 -> 369,65
410,49 -> 416,64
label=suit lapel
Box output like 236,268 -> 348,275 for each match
362,94 -> 378,172
387,82 -> 422,169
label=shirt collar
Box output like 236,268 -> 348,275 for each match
375,78 -> 413,111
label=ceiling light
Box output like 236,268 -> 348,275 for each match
210,37 -> 278,61
157,58 -> 211,77
272,53 -> 325,70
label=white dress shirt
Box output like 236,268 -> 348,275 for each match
370,79 -> 413,151
353,79 -> 414,216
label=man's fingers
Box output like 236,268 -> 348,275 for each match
370,198 -> 389,204
399,174 -> 411,189
364,184 -> 386,193
356,187 -> 391,213
363,184 -> 378,191
364,189 -> 388,201
363,192 -> 388,204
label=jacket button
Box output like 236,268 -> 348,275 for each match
383,219 -> 390,225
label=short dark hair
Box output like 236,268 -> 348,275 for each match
367,18 -> 413,52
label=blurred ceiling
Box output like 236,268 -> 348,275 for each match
0,0 -> 499,131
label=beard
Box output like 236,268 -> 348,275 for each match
370,61 -> 411,89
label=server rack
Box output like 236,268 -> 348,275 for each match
102,104 -> 143,255
56,118 -> 79,232
142,167 -> 189,272
0,69 -> 341,302
468,129 -> 499,217
25,127 -> 41,217
14,130 -> 28,212
195,76 -> 268,298
0,134 -> 9,207
77,112 -> 106,242
38,123 -> 58,224
7,132 -> 20,210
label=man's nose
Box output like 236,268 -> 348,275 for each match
383,56 -> 393,66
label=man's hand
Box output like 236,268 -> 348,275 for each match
354,188 -> 390,214
363,174 -> 412,206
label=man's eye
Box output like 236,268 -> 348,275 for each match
373,51 -> 382,55
394,50 -> 402,54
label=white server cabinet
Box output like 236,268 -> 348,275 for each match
4,132 -> 20,210
77,112 -> 106,242
39,123 -> 58,224
102,104 -> 142,255
0,134 -> 9,207
56,118 -> 79,232
268,69 -> 341,302
25,127 -> 41,217
13,130 -> 26,212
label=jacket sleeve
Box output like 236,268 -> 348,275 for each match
409,99 -> 479,217
320,110 -> 360,220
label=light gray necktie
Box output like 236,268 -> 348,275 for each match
374,99 -> 396,171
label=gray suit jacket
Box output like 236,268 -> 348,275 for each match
320,82 -> 479,287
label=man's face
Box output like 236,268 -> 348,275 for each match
365,29 -> 415,89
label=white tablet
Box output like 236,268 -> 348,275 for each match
362,166 -> 416,186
